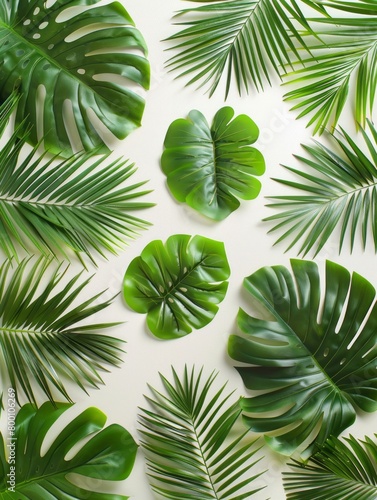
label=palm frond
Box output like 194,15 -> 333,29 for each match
0,93 -> 153,265
283,434 -> 377,499
283,1 -> 377,133
265,121 -> 377,256
139,366 -> 266,499
0,257 -> 124,405
165,0 -> 321,97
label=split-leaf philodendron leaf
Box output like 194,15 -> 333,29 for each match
161,107 -> 265,221
0,257 -> 124,405
228,259 -> 377,458
0,402 -> 137,499
0,0 -> 150,155
123,234 -> 230,339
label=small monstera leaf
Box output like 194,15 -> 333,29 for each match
0,0 -> 150,155
123,234 -> 230,339
228,259 -> 377,458
0,402 -> 137,499
161,107 -> 265,221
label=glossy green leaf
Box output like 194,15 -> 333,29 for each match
139,365 -> 266,499
0,93 -> 153,264
265,121 -> 377,256
228,259 -> 377,458
123,234 -> 230,339
0,257 -> 124,405
0,402 -> 137,499
0,0 -> 150,155
284,434 -> 377,499
165,0 -> 324,97
161,107 -> 265,221
283,1 -> 377,133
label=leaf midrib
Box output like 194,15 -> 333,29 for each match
254,285 -> 348,401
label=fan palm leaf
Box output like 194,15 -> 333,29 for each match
283,0 -> 377,133
138,366 -> 266,499
283,434 -> 377,499
0,93 -> 153,265
0,257 -> 124,405
265,121 -> 377,256
165,0 -> 323,97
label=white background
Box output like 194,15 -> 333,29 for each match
4,1 -> 377,499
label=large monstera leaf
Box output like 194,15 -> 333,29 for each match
228,259 -> 377,458
0,402 -> 137,499
123,234 -> 230,339
0,0 -> 149,155
161,107 -> 265,221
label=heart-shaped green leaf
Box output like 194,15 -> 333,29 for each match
123,234 -> 230,339
228,259 -> 377,458
161,107 -> 265,221
0,402 -> 137,499
0,0 -> 149,155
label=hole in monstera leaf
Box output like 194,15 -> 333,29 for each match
63,99 -> 84,153
36,85 -> 46,145
92,73 -> 141,94
33,7 -> 40,15
39,21 -> 48,30
65,23 -> 124,43
43,63 -> 51,71
86,108 -> 119,149
16,49 -> 25,57
23,19 -> 31,26
77,69 -> 85,75
56,5 -> 96,24
33,33 -> 41,40
323,347 -> 329,357
22,59 -> 30,68
48,43 -> 54,50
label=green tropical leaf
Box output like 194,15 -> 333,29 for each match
165,0 -> 323,97
228,259 -> 377,458
0,257 -> 124,405
161,107 -> 265,221
283,0 -> 377,133
123,234 -> 230,339
265,121 -> 377,257
283,434 -> 377,499
0,93 -> 153,264
139,365 -> 266,499
0,402 -> 138,499
0,0 -> 149,155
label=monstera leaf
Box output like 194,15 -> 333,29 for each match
123,234 -> 230,339
161,107 -> 265,221
228,259 -> 377,458
0,0 -> 149,155
0,93 -> 152,264
0,402 -> 137,499
139,366 -> 266,499
284,434 -> 377,499
0,257 -> 124,405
